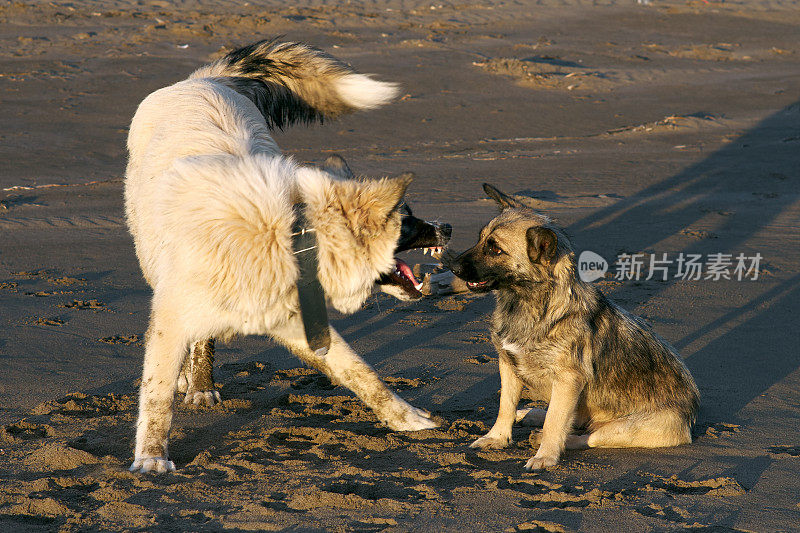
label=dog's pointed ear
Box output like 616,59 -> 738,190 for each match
389,172 -> 414,213
391,172 -> 414,197
334,174 -> 413,234
483,183 -> 523,210
527,226 -> 558,265
322,154 -> 355,180
394,171 -> 415,184
366,173 -> 413,228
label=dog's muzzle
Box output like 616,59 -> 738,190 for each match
377,203 -> 452,300
442,248 -> 497,293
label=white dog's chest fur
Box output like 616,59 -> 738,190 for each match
501,339 -> 524,355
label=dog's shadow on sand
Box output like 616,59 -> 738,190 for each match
562,101 -> 800,427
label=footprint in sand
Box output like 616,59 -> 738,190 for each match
27,316 -> 66,326
98,334 -> 140,345
767,445 -> 800,457
60,299 -> 104,310
505,520 -> 570,533
655,475 -> 746,497
383,376 -> 424,390
31,392 -> 135,419
1,420 -> 55,442
679,229 -> 718,240
634,503 -> 692,524
465,354 -> 494,365
703,422 -> 740,438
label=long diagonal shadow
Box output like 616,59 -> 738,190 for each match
569,102 -> 798,253
559,101 -> 800,422
683,273 -> 800,421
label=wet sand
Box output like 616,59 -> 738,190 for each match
1,1 -> 799,531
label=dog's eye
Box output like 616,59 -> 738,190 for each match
487,240 -> 504,255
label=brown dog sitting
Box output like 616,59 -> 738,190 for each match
446,184 -> 699,470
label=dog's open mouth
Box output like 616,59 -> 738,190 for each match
378,258 -> 423,299
377,201 -> 452,300
422,247 -> 444,258
465,279 -> 495,292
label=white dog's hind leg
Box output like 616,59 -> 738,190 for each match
130,311 -> 189,474
178,339 -> 221,407
471,353 -> 522,449
278,327 -> 439,431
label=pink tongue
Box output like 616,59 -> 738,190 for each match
396,259 -> 418,285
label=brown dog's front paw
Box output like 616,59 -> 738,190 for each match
470,433 -> 511,450
524,453 -> 558,471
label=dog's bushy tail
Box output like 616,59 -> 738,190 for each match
191,39 -> 398,129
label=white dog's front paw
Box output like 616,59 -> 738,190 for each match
183,389 -> 222,407
524,453 -> 559,471
388,406 -> 439,431
470,433 -> 511,450
129,456 -> 175,474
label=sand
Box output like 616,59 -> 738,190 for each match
1,0 -> 799,531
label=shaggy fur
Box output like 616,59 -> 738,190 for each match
446,184 -> 699,470
125,39 -> 438,474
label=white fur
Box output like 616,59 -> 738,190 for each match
500,340 -> 523,355
335,73 -> 399,110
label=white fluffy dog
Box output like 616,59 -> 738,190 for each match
125,40 -> 439,474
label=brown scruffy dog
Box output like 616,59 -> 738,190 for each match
446,184 -> 699,470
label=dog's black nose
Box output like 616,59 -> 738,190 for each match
441,250 -> 461,276
440,223 -> 452,242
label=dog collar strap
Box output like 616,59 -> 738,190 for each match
291,204 -> 331,356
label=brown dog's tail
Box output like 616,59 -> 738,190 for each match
191,39 -> 398,129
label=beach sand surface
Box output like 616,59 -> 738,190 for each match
1,1 -> 799,530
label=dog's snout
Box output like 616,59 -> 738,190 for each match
439,223 -> 452,243
441,249 -> 465,276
